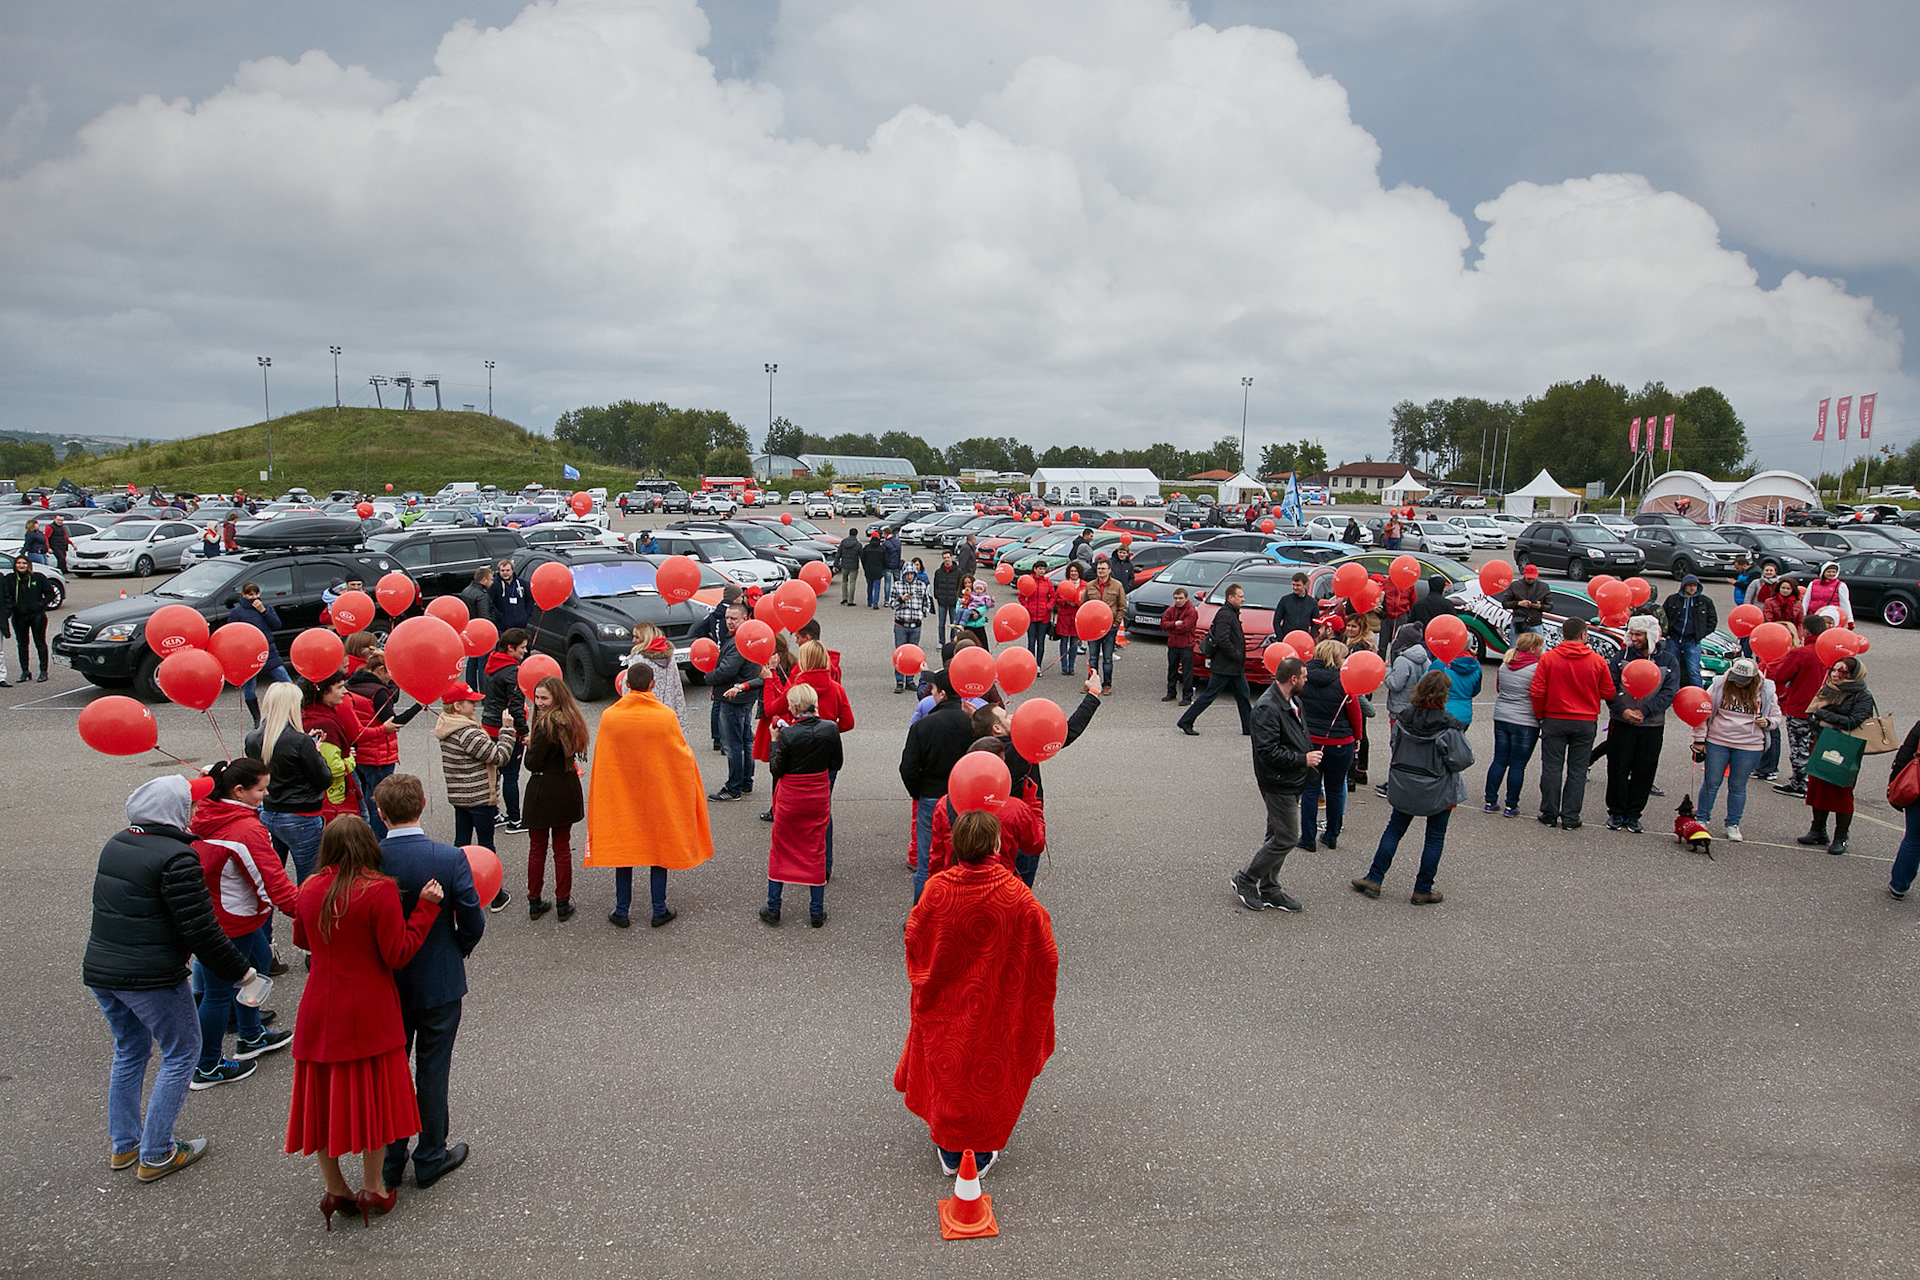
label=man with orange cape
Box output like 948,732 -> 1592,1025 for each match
584,659 -> 713,928
896,808 -> 1058,1177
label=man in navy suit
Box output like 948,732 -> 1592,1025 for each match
373,773 -> 486,1190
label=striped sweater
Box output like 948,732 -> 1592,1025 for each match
435,712 -> 518,808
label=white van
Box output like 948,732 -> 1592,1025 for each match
436,482 -> 479,499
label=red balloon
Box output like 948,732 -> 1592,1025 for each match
947,646 -> 996,699
288,628 -> 345,681
1625,576 -> 1653,606
1119,532 -> 1134,546
1585,574 -> 1617,603
1748,621 -> 1793,664
1600,610 -> 1631,628
462,845 -> 504,905
690,637 -> 720,672
385,615 -> 466,703
799,561 -> 833,595
752,592 -> 780,629
1478,560 -> 1513,595
530,562 -> 574,611
78,696 -> 159,755
355,501 -> 374,518
1075,599 -> 1114,642
1726,603 -> 1762,638
375,572 -> 417,617
1010,697 -> 1069,762
993,602 -> 1031,642
1842,629 -> 1870,656
145,604 -> 209,657
1260,519 -> 1275,534
734,619 -> 776,665
1341,649 -> 1387,696
994,562 -> 1015,585
1331,563 -> 1368,598
1283,629 -> 1314,657
156,649 -> 224,711
1672,686 -> 1712,728
329,589 -> 375,635
517,652 -> 562,701
780,512 -> 793,525
995,645 -> 1038,694
771,579 -> 816,632
1424,614 -> 1469,664
1814,627 -> 1858,667
1594,580 -> 1630,616
569,491 -> 593,516
462,618 -> 498,658
385,483 -> 394,492
1057,579 -> 1083,605
1348,582 -> 1381,614
655,556 -> 701,604
1622,658 -> 1662,699
207,622 -> 269,685
893,643 -> 925,677
1262,642 -> 1290,675
948,751 -> 1012,813
1069,513 -> 1080,522
425,595 -> 470,631
1389,555 -> 1422,589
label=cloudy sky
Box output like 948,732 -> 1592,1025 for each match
0,0 -> 1911,476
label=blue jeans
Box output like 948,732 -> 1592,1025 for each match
1057,635 -> 1082,674
260,809 -> 323,882
1677,639 -> 1703,687
893,623 -> 922,690
1696,742 -> 1762,824
356,762 -> 395,836
1086,632 -> 1116,684
93,980 -> 200,1165
1509,620 -> 1540,646
866,575 -> 886,607
718,699 -> 754,794
1484,722 -> 1541,809
936,603 -> 956,644
1014,853 -> 1039,886
464,655 -> 485,689
241,661 -> 290,704
1300,741 -> 1354,847
911,796 -> 940,903
1891,804 -> 1920,894
614,866 -> 668,918
194,924 -> 270,1071
767,879 -> 825,916
1758,727 -> 1782,777
1027,621 -> 1050,660
1365,806 -> 1453,893
453,803 -> 497,850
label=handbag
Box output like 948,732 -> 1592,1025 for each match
1850,711 -> 1898,755
1807,727 -> 1866,789
1890,754 -> 1920,809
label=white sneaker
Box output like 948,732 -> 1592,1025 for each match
1726,825 -> 1743,842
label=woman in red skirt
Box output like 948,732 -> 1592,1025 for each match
761,684 -> 841,928
1797,655 -> 1876,856
286,816 -> 442,1227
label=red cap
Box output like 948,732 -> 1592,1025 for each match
1522,564 -> 1539,578
442,682 -> 482,703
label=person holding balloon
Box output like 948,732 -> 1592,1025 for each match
432,681 -> 517,908
708,601 -> 764,802
227,582 -> 291,725
890,560 -> 936,693
1687,658 -> 1780,843
479,630 -> 531,834
927,738 -> 1046,884
301,672 -> 367,824
1602,616 -> 1683,833
954,575 -> 994,648
901,670 -> 978,903
1765,615 -> 1828,797
1018,563 -> 1057,664
1297,640 -> 1363,851
522,676 -> 589,921
1084,559 -> 1127,688
345,649 -> 425,837
458,567 -> 495,689
1053,563 -> 1086,676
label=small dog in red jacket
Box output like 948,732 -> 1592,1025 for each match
1675,795 -> 1713,859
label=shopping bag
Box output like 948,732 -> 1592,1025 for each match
1850,713 -> 1898,755
1807,727 -> 1865,789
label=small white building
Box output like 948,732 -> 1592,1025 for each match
1030,467 -> 1163,504
1504,469 -> 1582,518
1382,471 -> 1431,507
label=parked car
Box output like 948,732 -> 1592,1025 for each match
1783,506 -> 1831,527
647,528 -> 787,588
66,519 -> 204,578
1708,525 -> 1824,579
1305,514 -> 1372,546
804,495 -> 835,519
668,518 -> 830,575
1394,519 -> 1472,556
901,510 -> 978,546
1444,515 -> 1509,549
403,507 -> 483,530
507,549 -> 729,700
1098,516 -> 1177,540
1124,550 -> 1276,640
1570,512 -> 1639,539
523,522 -> 625,551
1796,526 -> 1912,558
1445,580 -> 1638,666
1627,524 -> 1746,579
1830,550 -> 1920,627
1631,513 -> 1699,528
1512,521 -> 1646,580
1262,539 -> 1355,565
687,491 -> 738,516
363,525 -> 528,602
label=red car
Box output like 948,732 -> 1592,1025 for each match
1099,516 -> 1176,540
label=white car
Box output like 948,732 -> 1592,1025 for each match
1446,515 -> 1509,549
649,529 -> 787,588
1145,495 -> 1166,507
1400,519 -> 1473,556
688,491 -> 739,516
1306,514 -> 1372,546
804,496 -> 835,519
1571,512 -> 1638,538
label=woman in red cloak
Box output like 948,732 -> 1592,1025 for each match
895,809 -> 1059,1177
761,684 -> 841,928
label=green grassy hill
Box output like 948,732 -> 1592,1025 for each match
34,408 -> 639,495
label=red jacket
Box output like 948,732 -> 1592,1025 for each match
191,797 -> 298,938
927,794 -> 1046,877
792,667 -> 855,733
1053,590 -> 1080,638
1383,580 -> 1416,621
1160,600 -> 1199,649
1529,641 -> 1613,722
1762,591 -> 1805,632
290,870 -> 437,1063
1018,574 -> 1057,628
1767,643 -> 1825,718
345,669 -> 402,766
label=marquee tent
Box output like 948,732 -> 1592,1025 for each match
1638,469 -> 1819,524
1215,472 -> 1272,505
1383,471 -> 1431,506
1503,469 -> 1582,518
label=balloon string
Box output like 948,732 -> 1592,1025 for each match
150,746 -> 194,766
205,709 -> 231,760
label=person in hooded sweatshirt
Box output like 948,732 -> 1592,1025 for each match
1529,616 -> 1615,830
487,558 -> 531,632
1351,671 -> 1474,905
1603,615 -> 1683,833
1430,643 -> 1483,726
1408,575 -> 1458,630
85,775 -> 258,1182
1484,631 -> 1544,816
1661,575 -> 1718,687
480,629 -> 529,833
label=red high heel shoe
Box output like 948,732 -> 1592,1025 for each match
354,1186 -> 397,1224
320,1193 -> 353,1231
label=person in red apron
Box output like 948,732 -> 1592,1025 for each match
762,684 -> 841,928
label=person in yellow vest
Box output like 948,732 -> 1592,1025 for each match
584,658 -> 714,928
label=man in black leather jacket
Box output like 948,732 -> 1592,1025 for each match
1231,658 -> 1320,913
1177,584 -> 1252,735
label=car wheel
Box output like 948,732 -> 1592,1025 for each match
43,579 -> 64,610
1671,556 -> 1694,581
133,650 -> 166,703
1568,558 -> 1588,582
134,555 -> 155,577
1514,551 -> 1531,571
1883,594 -> 1915,628
564,641 -> 610,702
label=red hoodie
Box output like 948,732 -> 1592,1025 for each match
192,797 -> 298,937
1018,574 -> 1057,628
1529,640 -> 1613,722
1767,643 -> 1825,718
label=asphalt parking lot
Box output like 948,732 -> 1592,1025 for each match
4,509 -> 1918,1278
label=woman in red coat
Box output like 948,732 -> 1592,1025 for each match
896,809 -> 1058,1177
286,817 -> 442,1228
302,671 -> 368,823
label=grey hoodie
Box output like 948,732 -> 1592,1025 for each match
1385,642 -> 1431,722
126,775 -> 193,831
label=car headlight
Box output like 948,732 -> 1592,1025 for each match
1588,548 -> 1606,558
597,624 -> 630,640
98,622 -> 140,642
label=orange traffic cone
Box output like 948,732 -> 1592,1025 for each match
1115,624 -> 1129,647
119,589 -> 127,599
938,1150 -> 998,1239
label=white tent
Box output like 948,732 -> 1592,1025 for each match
1383,471 -> 1431,505
1215,471 -> 1271,505
1504,469 -> 1582,518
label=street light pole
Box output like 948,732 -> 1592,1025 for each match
329,345 -> 342,411
1240,377 -> 1253,473
257,356 -> 272,482
765,363 -> 778,443
485,360 -> 495,416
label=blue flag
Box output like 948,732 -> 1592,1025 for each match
1279,473 -> 1302,525
562,463 -> 581,480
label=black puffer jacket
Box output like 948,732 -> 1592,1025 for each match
1250,682 -> 1314,793
900,697 -> 974,799
1810,679 -> 1875,731
82,778 -> 250,991
242,720 -> 333,815
772,714 -> 843,778
1297,660 -> 1352,740
1,568 -> 57,618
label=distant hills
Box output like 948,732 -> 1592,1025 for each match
0,429 -> 139,460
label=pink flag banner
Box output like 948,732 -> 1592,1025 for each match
1662,414 -> 1674,450
1629,417 -> 1641,451
1837,396 -> 1852,440
1858,393 -> 1876,439
1816,398 -> 1829,441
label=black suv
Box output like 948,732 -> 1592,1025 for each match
364,526 -> 527,601
1513,521 -> 1645,580
508,548 -> 726,700
54,546 -> 400,701
1627,524 -> 1745,579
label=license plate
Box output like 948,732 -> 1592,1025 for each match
52,654 -> 73,668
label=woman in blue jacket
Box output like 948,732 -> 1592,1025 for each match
1431,650 -> 1483,726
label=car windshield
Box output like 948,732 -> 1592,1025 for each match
569,561 -> 671,597
95,522 -> 159,541
783,519 -> 825,537
1216,576 -> 1293,609
1748,531 -> 1809,549
695,535 -> 752,560
1566,527 -> 1615,544
1463,518 -> 1497,528
1163,557 -> 1240,587
507,506 -> 542,516
728,524 -> 785,547
415,510 -> 460,522
151,561 -> 238,599
1672,529 -> 1731,545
